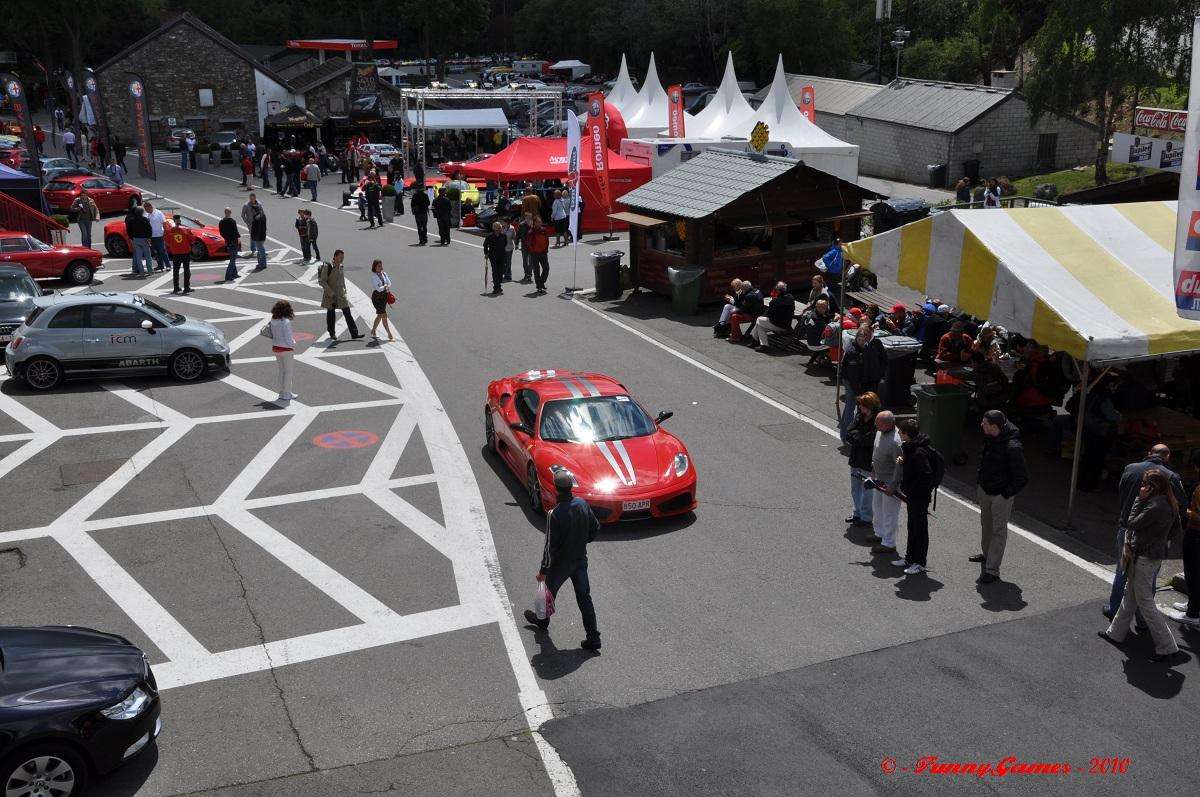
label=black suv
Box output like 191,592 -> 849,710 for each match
0,265 -> 47,350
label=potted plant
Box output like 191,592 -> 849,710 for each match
381,184 -> 396,222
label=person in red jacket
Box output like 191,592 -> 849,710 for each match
165,216 -> 196,294
525,216 -> 551,294
240,154 -> 254,190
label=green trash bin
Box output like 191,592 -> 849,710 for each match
913,384 -> 972,464
667,266 -> 704,315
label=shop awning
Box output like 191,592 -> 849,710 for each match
609,211 -> 669,227
841,201 -> 1200,364
405,108 -> 509,130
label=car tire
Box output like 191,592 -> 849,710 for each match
527,464 -> 544,515
190,240 -> 207,260
0,742 -> 90,797
64,260 -> 94,286
105,234 -> 129,257
484,407 -> 496,453
169,348 -> 208,382
22,356 -> 63,391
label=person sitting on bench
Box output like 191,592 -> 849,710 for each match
729,281 -> 764,343
878,303 -> 909,335
801,298 -> 835,347
936,320 -> 975,364
714,279 -> 749,337
752,281 -> 796,351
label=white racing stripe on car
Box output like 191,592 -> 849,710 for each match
556,377 -> 582,398
595,440 -> 632,487
575,376 -> 601,397
611,439 -> 637,486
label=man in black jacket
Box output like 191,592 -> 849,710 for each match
751,282 -> 795,350
1105,444 -> 1187,621
410,185 -> 430,245
839,321 -> 887,442
896,419 -> 936,574
431,188 -> 452,245
483,222 -> 507,296
524,470 -> 602,652
218,207 -> 240,282
364,176 -> 383,229
974,409 -> 1029,583
125,206 -> 153,278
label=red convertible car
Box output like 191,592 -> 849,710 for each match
485,369 -> 696,523
103,214 -> 228,260
0,230 -> 103,285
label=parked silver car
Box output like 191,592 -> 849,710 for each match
4,292 -> 230,390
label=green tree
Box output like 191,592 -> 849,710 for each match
399,0 -> 490,79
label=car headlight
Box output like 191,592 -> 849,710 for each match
101,686 -> 150,720
673,453 -> 689,477
208,333 -> 227,350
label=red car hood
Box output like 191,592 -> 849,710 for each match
535,432 -> 684,494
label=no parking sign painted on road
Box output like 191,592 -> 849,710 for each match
312,430 -> 379,450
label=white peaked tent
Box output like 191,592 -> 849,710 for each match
685,52 -> 757,139
749,56 -> 859,180
624,53 -> 671,137
606,55 -> 641,119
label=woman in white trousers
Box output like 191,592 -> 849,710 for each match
268,300 -> 298,403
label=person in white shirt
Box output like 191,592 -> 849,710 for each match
63,128 -> 77,161
267,300 -> 298,403
143,201 -> 169,272
368,259 -> 395,342
551,189 -> 569,247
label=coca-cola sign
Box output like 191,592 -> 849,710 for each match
1134,106 -> 1187,133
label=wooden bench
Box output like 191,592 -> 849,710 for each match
845,289 -> 919,314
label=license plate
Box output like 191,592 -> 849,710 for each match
622,499 -> 650,512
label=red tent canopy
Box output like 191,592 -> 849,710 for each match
460,137 -> 651,232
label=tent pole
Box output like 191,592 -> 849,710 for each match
1065,358 -> 1090,529
834,272 -> 847,431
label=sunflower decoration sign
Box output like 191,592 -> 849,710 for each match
749,121 -> 770,154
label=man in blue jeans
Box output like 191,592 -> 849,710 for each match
248,202 -> 268,271
124,206 -> 153,277
218,207 -> 240,281
1105,444 -> 1187,626
524,469 -> 602,652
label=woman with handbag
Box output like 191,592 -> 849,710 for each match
1100,468 -> 1181,661
368,259 -> 396,342
264,300 -> 298,403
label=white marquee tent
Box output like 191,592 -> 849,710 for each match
623,53 -> 670,137
684,52 -> 757,140
606,55 -> 641,120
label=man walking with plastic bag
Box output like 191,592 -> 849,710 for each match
524,469 -> 602,652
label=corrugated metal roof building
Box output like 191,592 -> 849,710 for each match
840,78 -> 1097,188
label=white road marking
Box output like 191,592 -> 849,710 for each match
570,297 -> 1111,582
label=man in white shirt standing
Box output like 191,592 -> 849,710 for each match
63,128 -> 77,161
868,410 -> 904,559
144,201 -> 169,272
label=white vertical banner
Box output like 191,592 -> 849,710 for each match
1173,16 -> 1200,319
566,109 -> 582,245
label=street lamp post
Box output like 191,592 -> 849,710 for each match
891,28 -> 910,80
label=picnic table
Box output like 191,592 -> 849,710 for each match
845,288 -> 920,313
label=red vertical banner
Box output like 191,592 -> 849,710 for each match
127,73 -> 156,181
667,84 -> 686,137
586,93 -> 611,212
799,85 -> 816,123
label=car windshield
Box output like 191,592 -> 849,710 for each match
0,274 -> 38,301
138,297 -> 186,325
216,132 -> 236,143
174,216 -> 203,229
539,396 -> 656,443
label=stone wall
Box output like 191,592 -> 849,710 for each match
304,79 -> 350,121
97,25 -> 260,145
842,115 -> 952,185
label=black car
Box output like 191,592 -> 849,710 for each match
0,266 -> 49,349
0,626 -> 162,796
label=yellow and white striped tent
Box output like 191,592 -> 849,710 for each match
842,201 -> 1200,363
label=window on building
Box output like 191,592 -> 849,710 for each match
197,88 -> 214,108
329,96 -> 346,113
785,221 -> 835,250
714,224 -> 771,256
1037,133 -> 1058,170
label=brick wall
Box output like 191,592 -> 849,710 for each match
842,115 -> 953,184
97,26 -> 260,144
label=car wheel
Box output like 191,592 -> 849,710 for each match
105,234 -> 129,257
22,356 -> 63,391
169,348 -> 207,382
484,408 -> 496,452
190,240 -> 207,260
64,260 -> 93,286
527,464 -> 544,515
0,743 -> 89,797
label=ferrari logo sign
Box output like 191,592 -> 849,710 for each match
5,80 -> 20,98
750,121 -> 770,153
85,76 -> 97,93
129,80 -> 143,98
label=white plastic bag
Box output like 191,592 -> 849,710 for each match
534,581 -> 555,621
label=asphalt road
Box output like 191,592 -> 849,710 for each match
2,143 -> 1197,796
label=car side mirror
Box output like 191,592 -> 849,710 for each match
140,319 -> 156,334
510,421 -> 532,436
655,411 -> 673,424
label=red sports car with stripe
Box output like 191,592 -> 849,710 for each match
485,370 -> 696,523
102,214 -> 229,260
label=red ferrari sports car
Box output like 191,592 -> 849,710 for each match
485,370 -> 696,523
43,174 -> 142,216
103,214 -> 228,260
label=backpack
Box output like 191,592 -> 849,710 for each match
927,444 -> 946,510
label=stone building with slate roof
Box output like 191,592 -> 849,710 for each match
614,148 -> 873,301
840,78 -> 1096,187
96,13 -> 301,144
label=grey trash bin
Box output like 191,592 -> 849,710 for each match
667,267 -> 704,315
592,250 -> 623,300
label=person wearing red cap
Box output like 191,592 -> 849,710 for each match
879,303 -> 909,335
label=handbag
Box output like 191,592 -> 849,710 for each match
259,323 -> 273,339
386,291 -> 396,305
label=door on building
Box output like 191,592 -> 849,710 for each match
1036,133 -> 1058,171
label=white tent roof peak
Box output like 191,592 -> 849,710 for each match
751,54 -> 855,151
606,54 -> 640,117
685,50 -> 756,139
625,51 -> 670,132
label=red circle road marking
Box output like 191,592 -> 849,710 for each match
312,430 -> 379,449
293,332 -> 316,342
191,271 -> 223,282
